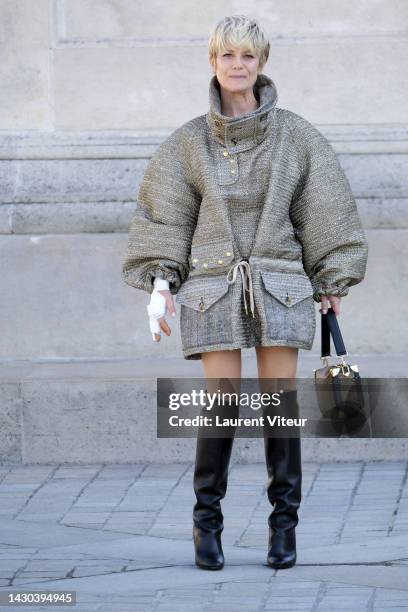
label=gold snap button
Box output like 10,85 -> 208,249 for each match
203,263 -> 208,268
226,251 -> 232,256
217,259 -> 223,264
192,258 -> 199,263
223,150 -> 229,157
231,169 -> 235,174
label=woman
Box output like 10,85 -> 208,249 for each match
122,15 -> 368,570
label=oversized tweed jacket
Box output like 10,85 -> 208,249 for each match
122,73 -> 368,351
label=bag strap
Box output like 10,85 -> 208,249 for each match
321,307 -> 347,358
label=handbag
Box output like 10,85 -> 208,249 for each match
313,307 -> 370,435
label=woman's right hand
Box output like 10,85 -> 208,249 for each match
147,279 -> 176,342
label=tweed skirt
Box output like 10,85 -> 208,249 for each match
175,205 -> 316,360
178,282 -> 263,360
176,264 -> 316,360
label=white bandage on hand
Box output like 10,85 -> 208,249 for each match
147,278 -> 170,341
153,278 -> 170,291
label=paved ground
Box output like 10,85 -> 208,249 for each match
0,460 -> 407,611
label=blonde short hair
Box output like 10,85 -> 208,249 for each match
208,15 -> 270,70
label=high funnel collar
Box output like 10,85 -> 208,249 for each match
206,73 -> 278,153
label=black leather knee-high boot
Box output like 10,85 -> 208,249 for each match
264,389 -> 302,569
192,397 -> 238,570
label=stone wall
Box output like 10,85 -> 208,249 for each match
1,0 -> 407,361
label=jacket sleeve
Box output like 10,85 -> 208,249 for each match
121,126 -> 201,295
288,115 -> 368,303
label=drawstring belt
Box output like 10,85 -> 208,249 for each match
226,260 -> 255,318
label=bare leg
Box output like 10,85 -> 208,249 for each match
255,345 -> 298,385
202,348 -> 242,383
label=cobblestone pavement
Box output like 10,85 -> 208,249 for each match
0,460 -> 407,611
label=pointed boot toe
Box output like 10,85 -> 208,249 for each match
267,526 -> 297,569
193,526 -> 224,570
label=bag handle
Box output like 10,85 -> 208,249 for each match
321,307 -> 347,359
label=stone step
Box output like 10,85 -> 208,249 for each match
1,354 -> 406,464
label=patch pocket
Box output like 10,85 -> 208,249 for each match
190,241 -> 234,273
176,276 -> 233,349
216,148 -> 239,185
260,271 -> 315,345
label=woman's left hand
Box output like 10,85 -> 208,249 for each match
319,295 -> 341,316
